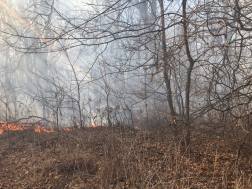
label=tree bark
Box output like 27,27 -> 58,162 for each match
159,0 -> 177,136
182,0 -> 195,150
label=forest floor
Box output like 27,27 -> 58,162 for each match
0,126 -> 252,189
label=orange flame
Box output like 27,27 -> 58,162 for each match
0,121 -> 54,134
87,124 -> 98,128
0,121 -> 100,134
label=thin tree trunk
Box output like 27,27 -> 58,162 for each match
182,0 -> 195,150
159,0 -> 177,136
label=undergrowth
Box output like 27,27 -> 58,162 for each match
0,126 -> 252,188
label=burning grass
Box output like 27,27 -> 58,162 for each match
0,121 -> 53,134
0,121 -> 98,135
0,127 -> 252,188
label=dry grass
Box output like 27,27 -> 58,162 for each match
0,126 -> 252,189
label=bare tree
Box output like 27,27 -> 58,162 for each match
1,0 -> 252,153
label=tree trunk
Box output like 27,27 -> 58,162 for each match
182,0 -> 195,150
159,0 -> 177,136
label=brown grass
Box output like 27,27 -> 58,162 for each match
0,127 -> 252,189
